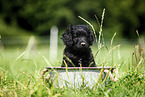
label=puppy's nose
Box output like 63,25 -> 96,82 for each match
81,42 -> 86,46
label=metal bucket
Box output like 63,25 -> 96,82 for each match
41,67 -> 114,88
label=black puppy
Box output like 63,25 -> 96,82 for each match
61,25 -> 96,67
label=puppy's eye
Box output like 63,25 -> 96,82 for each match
83,33 -> 87,36
75,32 -> 80,37
76,31 -> 86,36
77,33 -> 81,36
80,33 -> 87,37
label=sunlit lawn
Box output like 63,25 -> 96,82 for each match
0,40 -> 145,96
1,42 -> 135,67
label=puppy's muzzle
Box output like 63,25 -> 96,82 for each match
81,42 -> 86,46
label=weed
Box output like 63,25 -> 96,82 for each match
0,9 -> 145,96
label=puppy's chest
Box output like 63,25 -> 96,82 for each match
73,54 -> 90,61
65,48 -> 91,61
74,55 -> 90,66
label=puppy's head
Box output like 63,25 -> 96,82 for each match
62,25 -> 94,50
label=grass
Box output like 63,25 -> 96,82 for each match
0,41 -> 145,96
1,10 -> 145,96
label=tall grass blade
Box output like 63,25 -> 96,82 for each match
134,46 -> 138,66
80,64 -> 85,88
111,32 -> 116,64
135,57 -> 143,72
78,16 -> 97,43
14,51 -> 26,62
136,30 -> 140,39
102,64 -> 114,84
98,8 -> 105,49
39,52 -> 52,67
132,52 -> 134,67
64,60 -> 70,82
0,52 -> 5,66
24,36 -> 36,59
102,34 -> 105,45
96,63 -> 104,86
103,44 -> 121,63
111,32 -> 116,46
63,54 -> 75,67
94,15 -> 101,27
88,62 -> 94,67
118,46 -> 121,60
94,45 -> 104,58
100,63 -> 105,84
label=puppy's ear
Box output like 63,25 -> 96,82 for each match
89,30 -> 95,46
85,25 -> 95,45
62,24 -> 73,47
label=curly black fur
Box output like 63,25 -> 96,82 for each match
61,25 -> 96,67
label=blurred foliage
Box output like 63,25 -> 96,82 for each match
0,0 -> 145,38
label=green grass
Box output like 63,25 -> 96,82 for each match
0,42 -> 145,96
1,10 -> 145,96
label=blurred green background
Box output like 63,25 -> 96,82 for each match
0,0 -> 145,38
0,1 -> 145,96
0,0 -> 145,57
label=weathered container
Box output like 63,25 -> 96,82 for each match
42,67 -> 114,88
